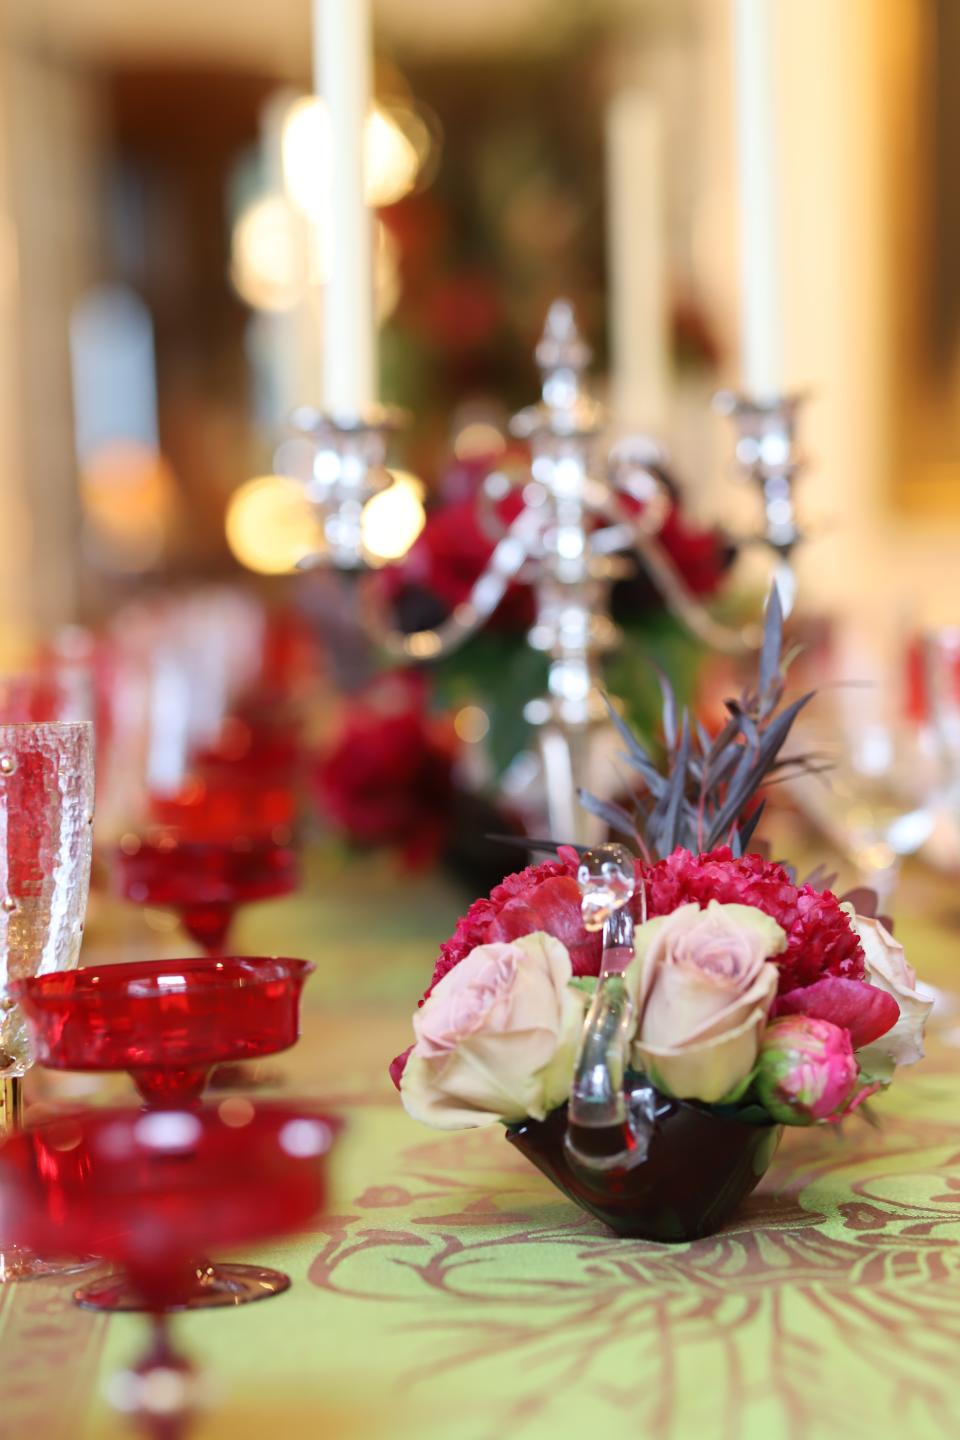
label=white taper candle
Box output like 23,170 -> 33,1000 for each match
606,89 -> 669,432
733,0 -> 783,399
314,0 -> 376,415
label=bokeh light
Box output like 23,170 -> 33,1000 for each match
80,441 -> 177,575
225,475 -> 323,575
360,470 -> 426,564
282,97 -> 428,218
454,705 -> 491,743
453,421 -> 506,462
230,194 -> 314,312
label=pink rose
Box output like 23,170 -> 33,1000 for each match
755,1014 -> 869,1124
850,912 -> 932,1072
626,901 -> 786,1103
400,932 -> 586,1129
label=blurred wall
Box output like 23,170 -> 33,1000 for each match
700,0 -> 960,650
2,42 -> 101,643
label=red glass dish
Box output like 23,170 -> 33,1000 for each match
13,955 -> 313,1106
147,779 -> 297,844
115,836 -> 298,953
0,1103 -> 337,1410
195,715 -> 303,788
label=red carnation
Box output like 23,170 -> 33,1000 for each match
431,852 -> 602,994
642,847 -> 865,993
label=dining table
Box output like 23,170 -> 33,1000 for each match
1,842 -> 959,1440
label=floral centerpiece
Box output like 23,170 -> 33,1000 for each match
390,594 -> 932,1241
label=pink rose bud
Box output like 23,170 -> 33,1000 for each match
755,1015 -> 860,1125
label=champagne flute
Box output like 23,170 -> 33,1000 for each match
0,720 -> 94,1279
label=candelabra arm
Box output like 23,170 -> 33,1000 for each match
360,503 -> 545,662
631,530 -> 764,654
598,447 -> 763,653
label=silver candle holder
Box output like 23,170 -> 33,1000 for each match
714,390 -> 807,616
287,403 -> 407,570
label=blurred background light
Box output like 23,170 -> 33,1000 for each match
282,96 -> 430,219
80,441 -> 176,575
454,705 -> 491,744
225,474 -> 323,575
453,420 -> 507,462
360,469 -> 426,564
70,285 -> 159,461
230,194 -> 314,312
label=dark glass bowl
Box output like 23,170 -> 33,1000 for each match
507,1086 -> 782,1243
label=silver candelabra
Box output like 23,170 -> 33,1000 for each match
285,301 -> 809,842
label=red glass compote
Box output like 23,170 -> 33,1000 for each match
0,1105 -> 336,1433
147,779 -> 298,844
115,834 -> 298,955
14,955 -> 313,1106
195,714 -> 303,790
13,955 -> 314,1310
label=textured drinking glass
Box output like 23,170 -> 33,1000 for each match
0,720 -> 94,1281
0,722 -> 94,1077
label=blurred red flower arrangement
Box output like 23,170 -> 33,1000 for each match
313,672 -> 456,869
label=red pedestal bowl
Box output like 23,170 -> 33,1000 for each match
0,1102 -> 336,1334
14,955 -> 313,1107
115,837 -> 298,954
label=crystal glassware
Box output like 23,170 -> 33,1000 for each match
0,1104 -> 337,1431
922,628 -> 960,811
0,720 -> 94,1280
790,637 -> 937,906
14,954 -> 313,1106
14,955 -> 315,1310
115,835 -> 298,954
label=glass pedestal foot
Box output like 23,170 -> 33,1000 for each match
0,1247 -> 96,1282
74,1261 -> 292,1312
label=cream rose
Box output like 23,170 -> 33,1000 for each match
400,931 -> 586,1130
849,911 -> 932,1071
625,901 -> 786,1103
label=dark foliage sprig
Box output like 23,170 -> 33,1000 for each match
580,587 -> 820,860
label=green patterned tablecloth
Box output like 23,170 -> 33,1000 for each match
2,851 -> 959,1440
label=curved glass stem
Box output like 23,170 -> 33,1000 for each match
567,908 -> 635,1129
566,846 -> 654,1174
179,905 -> 233,956
110,1313 -> 196,1440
